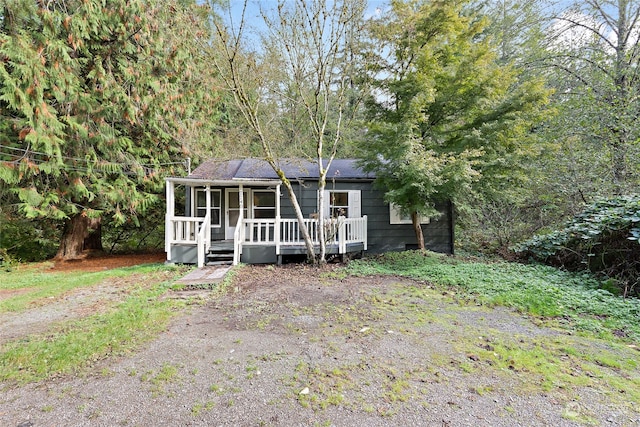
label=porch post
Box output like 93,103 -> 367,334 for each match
275,184 -> 281,258
205,184 -> 211,253
232,184 -> 244,266
205,184 -> 211,224
165,180 -> 175,262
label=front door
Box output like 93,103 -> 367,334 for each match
225,189 -> 249,240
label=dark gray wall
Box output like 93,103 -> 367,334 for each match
284,180 -> 453,255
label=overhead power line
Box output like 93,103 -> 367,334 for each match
0,144 -> 188,177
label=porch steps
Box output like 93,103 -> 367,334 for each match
206,245 -> 234,266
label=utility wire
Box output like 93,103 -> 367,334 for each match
0,144 -> 186,167
0,144 -> 188,177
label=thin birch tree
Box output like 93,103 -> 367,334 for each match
211,0 -> 367,263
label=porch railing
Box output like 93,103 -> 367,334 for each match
196,211 -> 211,268
166,215 -> 210,267
241,216 -> 368,249
167,216 -> 202,245
167,215 -> 367,265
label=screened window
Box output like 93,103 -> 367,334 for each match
389,203 -> 429,225
195,189 -> 221,227
329,191 -> 349,218
252,190 -> 276,219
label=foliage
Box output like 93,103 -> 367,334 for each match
101,206 -> 166,254
0,0 -> 219,257
212,0 -> 368,262
514,195 -> 640,296
0,211 -> 58,262
540,0 -> 640,195
358,0 -> 551,248
346,251 -> 640,342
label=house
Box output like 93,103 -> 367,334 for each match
165,158 -> 454,266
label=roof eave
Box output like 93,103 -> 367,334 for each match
166,177 -> 282,186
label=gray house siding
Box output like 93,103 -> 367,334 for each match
283,180 -> 453,255
169,158 -> 454,265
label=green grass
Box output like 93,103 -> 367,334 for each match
0,263 -> 166,313
0,264 -> 187,383
346,251 -> 640,342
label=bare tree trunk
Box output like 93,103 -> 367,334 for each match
55,215 -> 103,260
318,176 -> 327,263
281,178 -> 316,261
412,211 -> 425,250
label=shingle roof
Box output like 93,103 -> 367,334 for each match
189,158 -> 374,181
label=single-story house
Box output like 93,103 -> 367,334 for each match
165,158 -> 454,266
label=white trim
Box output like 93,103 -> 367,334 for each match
194,188 -> 222,228
166,177 -> 281,187
389,203 -> 430,225
323,189 -> 361,218
225,189 -> 250,240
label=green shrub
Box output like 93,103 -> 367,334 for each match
0,213 -> 59,262
514,195 -> 640,296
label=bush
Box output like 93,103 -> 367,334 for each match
0,213 -> 59,262
514,195 -> 640,296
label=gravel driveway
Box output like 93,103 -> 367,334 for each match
1,264 -> 638,426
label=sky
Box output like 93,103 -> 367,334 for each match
221,0 -> 390,37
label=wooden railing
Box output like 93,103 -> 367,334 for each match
196,211 -> 211,268
167,216 -> 202,245
168,215 -> 367,265
242,219 -> 277,244
236,217 -> 367,246
166,215 -> 210,267
279,218 -> 319,245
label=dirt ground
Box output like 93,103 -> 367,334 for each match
49,252 -> 167,272
1,258 -> 639,426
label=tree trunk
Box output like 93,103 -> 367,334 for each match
280,179 -> 316,262
55,214 -> 103,260
318,175 -> 327,264
412,211 -> 425,250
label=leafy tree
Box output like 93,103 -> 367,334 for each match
472,0 -> 549,65
541,0 -> 640,195
212,0 -> 367,262
359,0 -> 550,249
0,0 -> 219,259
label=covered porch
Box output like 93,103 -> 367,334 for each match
165,177 -> 368,267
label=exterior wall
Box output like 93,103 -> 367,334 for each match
177,180 -> 454,264
171,245 -> 197,264
241,246 -> 277,264
283,180 -> 454,255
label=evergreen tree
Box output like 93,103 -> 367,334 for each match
0,0 -> 219,259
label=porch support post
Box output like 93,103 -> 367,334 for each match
275,184 -> 281,257
205,184 -> 211,260
205,184 -> 211,221
165,180 -> 175,262
233,184 -> 244,266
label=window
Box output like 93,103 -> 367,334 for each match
329,191 -> 349,218
323,190 -> 361,218
252,190 -> 276,219
195,189 -> 221,227
389,203 -> 429,225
